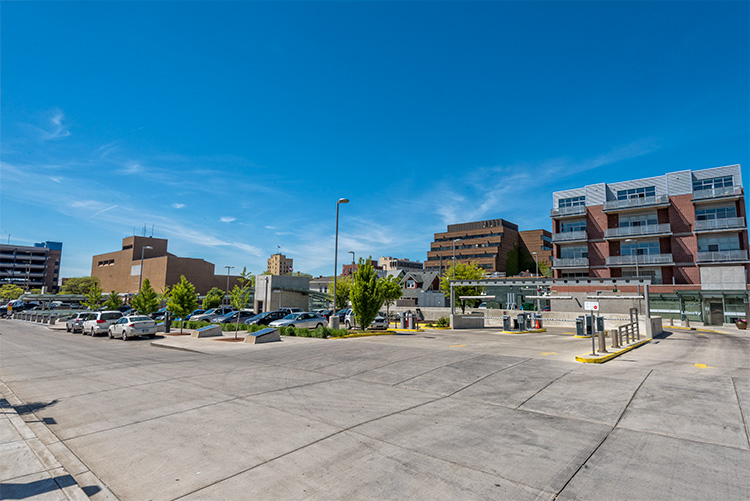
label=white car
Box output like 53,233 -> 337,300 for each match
269,312 -> 326,330
108,315 -> 158,340
81,311 -> 123,336
342,309 -> 388,330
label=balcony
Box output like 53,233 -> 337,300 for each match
606,253 -> 673,266
602,195 -> 670,212
550,206 -> 586,218
694,217 -> 746,233
553,257 -> 589,268
696,249 -> 749,263
692,185 -> 743,202
551,231 -> 588,243
604,223 -> 672,239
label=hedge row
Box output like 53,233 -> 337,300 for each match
171,320 -> 348,338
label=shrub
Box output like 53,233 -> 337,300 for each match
436,316 -> 450,327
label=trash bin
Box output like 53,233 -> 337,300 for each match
502,315 -> 511,331
576,316 -> 584,336
407,313 -> 415,329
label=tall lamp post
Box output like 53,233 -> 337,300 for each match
138,245 -> 153,292
348,251 -> 355,276
331,198 -> 349,327
532,251 -> 539,312
224,266 -> 234,304
624,238 -> 642,314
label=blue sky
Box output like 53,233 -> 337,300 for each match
1,1 -> 748,279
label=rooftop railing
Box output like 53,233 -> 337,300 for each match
692,185 -> 743,201
602,195 -> 669,212
550,205 -> 586,217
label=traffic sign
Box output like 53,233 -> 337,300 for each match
584,301 -> 599,311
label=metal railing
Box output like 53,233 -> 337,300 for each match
602,195 -> 669,211
692,185 -> 742,200
696,249 -> 748,263
694,217 -> 746,232
551,230 -> 588,243
604,223 -> 671,238
553,257 -> 589,268
550,205 -> 586,217
606,253 -> 673,266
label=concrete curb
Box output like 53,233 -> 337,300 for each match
331,331 -> 396,339
500,328 -> 548,334
575,337 -> 652,364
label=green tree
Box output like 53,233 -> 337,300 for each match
350,257 -> 385,331
0,284 -> 25,300
60,276 -> 100,295
381,275 -> 403,328
131,278 -> 159,315
331,275 -> 352,311
202,287 -> 224,310
30,288 -> 42,294
167,276 -> 198,334
538,260 -> 552,278
81,283 -> 103,310
229,267 -> 253,339
102,290 -> 122,310
440,262 -> 485,313
157,286 -> 171,308
505,246 -> 520,276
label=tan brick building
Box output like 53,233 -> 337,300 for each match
267,253 -> 293,275
519,229 -> 553,269
91,236 -> 242,295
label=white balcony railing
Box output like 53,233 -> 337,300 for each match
553,257 -> 589,268
550,205 -> 586,218
694,217 -> 746,232
604,223 -> 671,239
696,249 -> 748,263
692,185 -> 743,201
606,253 -> 673,266
603,195 -> 669,212
551,231 -> 588,243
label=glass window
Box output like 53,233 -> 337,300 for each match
560,246 -> 588,259
559,196 -> 585,208
693,176 -> 733,191
621,240 -> 660,256
619,213 -> 658,227
560,220 -> 586,232
695,205 -> 737,220
697,235 -> 740,252
617,186 -> 656,201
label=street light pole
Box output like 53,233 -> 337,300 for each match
532,251 -> 539,312
625,238 -> 642,314
451,238 -> 461,312
224,265 -> 234,297
138,245 -> 153,292
331,198 -> 349,327
348,251 -> 355,276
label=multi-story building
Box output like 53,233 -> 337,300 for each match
378,256 -> 424,272
91,236 -> 242,295
550,164 -> 749,324
0,241 -> 62,293
519,230 -> 553,269
342,260 -> 381,276
267,253 -> 293,275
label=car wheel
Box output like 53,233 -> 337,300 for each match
66,325 -> 71,332
122,330 -> 128,341
148,334 -> 156,339
288,324 -> 295,329
108,330 -> 114,339
316,323 -> 323,329
345,321 -> 351,329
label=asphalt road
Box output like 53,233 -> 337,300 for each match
1,320 -> 749,500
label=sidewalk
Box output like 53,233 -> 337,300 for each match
0,381 -> 91,501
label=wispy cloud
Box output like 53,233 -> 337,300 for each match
220,217 -> 236,223
92,205 -> 119,217
172,203 -> 185,209
43,110 -> 71,140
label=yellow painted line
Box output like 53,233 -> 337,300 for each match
540,352 -> 558,356
697,333 -> 708,336
502,330 -> 530,334
574,335 -> 593,339
575,337 -> 652,364
668,326 -> 726,334
694,363 -> 714,369
450,344 -> 466,348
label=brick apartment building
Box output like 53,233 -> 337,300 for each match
91,236 -> 243,295
267,253 -> 293,275
550,164 -> 749,324
425,218 -> 551,275
0,241 -> 62,293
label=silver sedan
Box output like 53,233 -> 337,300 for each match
269,312 -> 326,330
108,315 -> 158,340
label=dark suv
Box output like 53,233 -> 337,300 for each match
244,310 -> 288,326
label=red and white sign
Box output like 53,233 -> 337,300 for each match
584,301 -> 599,311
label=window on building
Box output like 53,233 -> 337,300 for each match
697,235 -> 740,252
622,268 -> 662,285
619,213 -> 658,227
695,205 -> 737,220
560,246 -> 588,259
559,196 -> 585,208
617,186 -> 656,201
560,220 -> 586,232
693,176 -> 733,191
405,279 -> 416,289
560,272 -> 588,278
621,240 -> 660,256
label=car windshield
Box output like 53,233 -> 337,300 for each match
102,313 -> 122,320
130,316 -> 152,322
283,313 -> 300,320
204,309 -> 216,315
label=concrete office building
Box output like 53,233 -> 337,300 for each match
378,256 -> 424,272
267,253 -> 293,275
91,236 -> 243,295
550,164 -> 749,324
0,241 -> 62,293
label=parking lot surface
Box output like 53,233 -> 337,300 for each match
1,320 -> 748,500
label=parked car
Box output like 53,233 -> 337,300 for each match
315,309 -> 333,320
108,315 -> 158,340
341,309 -> 387,330
66,312 -> 92,333
269,312 -> 326,330
81,311 -> 123,336
244,310 -> 288,326
184,309 -> 205,321
191,306 -> 236,323
279,307 -> 304,315
215,310 -> 256,324
150,307 -> 171,321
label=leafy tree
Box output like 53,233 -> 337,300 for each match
0,284 -> 25,300
290,271 -> 312,278
60,276 -> 100,295
440,262 -> 485,313
331,275 -> 352,311
102,290 -> 122,310
157,286 -> 171,308
505,246 -> 520,276
381,275 -> 403,328
167,276 -> 198,334
350,257 -> 385,331
30,288 -> 42,294
202,287 -> 224,310
131,278 -> 159,315
538,260 -> 552,278
229,267 -> 253,339
81,283 -> 103,310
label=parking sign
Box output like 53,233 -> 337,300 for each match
584,301 -> 599,311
